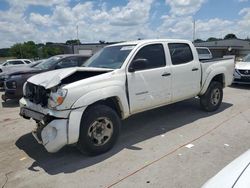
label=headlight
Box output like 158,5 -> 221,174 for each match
48,88 -> 67,108
234,69 -> 241,78
23,82 -> 27,96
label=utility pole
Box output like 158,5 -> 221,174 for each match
76,25 -> 79,44
193,19 -> 196,42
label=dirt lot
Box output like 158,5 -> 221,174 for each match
0,85 -> 250,188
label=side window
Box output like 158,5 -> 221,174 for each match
24,60 -> 31,64
132,44 -> 166,70
168,43 -> 193,65
7,61 -> 25,65
57,58 -> 78,68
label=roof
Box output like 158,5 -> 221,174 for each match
109,39 -> 192,47
7,59 -> 31,61
55,54 -> 91,58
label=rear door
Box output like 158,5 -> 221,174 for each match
168,43 -> 201,101
127,43 -> 172,113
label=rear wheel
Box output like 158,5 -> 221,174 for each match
200,81 -> 223,112
77,104 -> 121,155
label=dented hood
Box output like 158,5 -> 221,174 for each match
27,67 -> 113,89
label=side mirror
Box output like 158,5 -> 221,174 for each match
128,58 -> 148,72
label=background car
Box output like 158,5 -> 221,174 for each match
202,149 -> 250,188
233,54 -> 250,84
0,59 -> 32,70
0,60 -> 44,90
196,47 -> 213,61
1,54 -> 90,101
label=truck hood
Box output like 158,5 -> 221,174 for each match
27,67 -> 113,89
235,61 -> 250,70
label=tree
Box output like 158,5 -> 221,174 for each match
206,37 -> 218,42
224,33 -> 237,40
9,41 -> 38,58
66,39 -> 81,45
194,39 -> 204,43
41,46 -> 63,58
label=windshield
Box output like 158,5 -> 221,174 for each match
35,56 -> 62,70
83,45 -> 135,69
243,54 -> 250,62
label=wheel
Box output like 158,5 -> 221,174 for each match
200,81 -> 223,112
77,104 -> 121,155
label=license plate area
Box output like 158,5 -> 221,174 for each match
20,107 -> 45,121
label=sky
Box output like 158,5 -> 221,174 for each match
0,0 -> 250,48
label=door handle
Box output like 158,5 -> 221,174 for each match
192,68 -> 199,71
162,72 -> 171,77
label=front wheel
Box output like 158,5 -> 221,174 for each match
200,81 -> 223,112
77,104 -> 121,155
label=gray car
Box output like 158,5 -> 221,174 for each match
2,54 -> 90,101
0,60 -> 43,90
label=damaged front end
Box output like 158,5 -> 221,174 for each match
20,67 -> 113,152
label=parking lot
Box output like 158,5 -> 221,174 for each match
0,85 -> 250,188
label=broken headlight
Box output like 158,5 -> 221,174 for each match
48,88 -> 67,108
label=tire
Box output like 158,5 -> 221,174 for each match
200,81 -> 223,112
77,104 -> 121,155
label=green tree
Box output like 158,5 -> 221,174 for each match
206,37 -> 218,42
194,39 -> 204,43
41,46 -> 63,58
9,41 -> 38,58
224,33 -> 237,40
9,43 -> 24,58
66,39 -> 80,45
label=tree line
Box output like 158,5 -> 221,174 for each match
194,33 -> 250,43
0,39 -> 81,59
0,34 -> 249,58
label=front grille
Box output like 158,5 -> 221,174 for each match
234,78 -> 250,82
25,82 -> 49,106
238,69 -> 250,75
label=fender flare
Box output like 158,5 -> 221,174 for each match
200,67 -> 225,95
67,86 -> 130,144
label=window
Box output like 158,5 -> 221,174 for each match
83,45 -> 135,69
197,48 -> 210,55
24,60 -> 31,64
78,56 -> 90,66
168,43 -> 193,65
132,44 -> 166,70
57,57 -> 78,68
6,61 -> 25,65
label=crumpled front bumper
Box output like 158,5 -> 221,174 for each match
32,119 -> 68,153
19,97 -> 87,153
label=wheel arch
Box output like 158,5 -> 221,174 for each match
200,71 -> 225,95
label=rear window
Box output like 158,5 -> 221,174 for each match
197,48 -> 210,55
168,43 -> 194,65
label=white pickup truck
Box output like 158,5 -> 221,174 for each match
19,39 -> 234,155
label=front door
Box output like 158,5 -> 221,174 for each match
127,43 -> 172,114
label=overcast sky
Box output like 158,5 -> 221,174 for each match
0,0 -> 249,48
